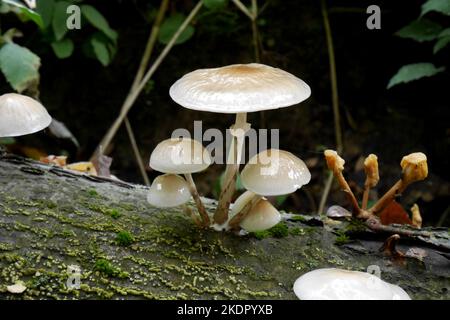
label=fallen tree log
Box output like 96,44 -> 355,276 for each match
0,154 -> 448,300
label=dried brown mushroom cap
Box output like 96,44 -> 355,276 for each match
324,149 -> 345,172
400,152 -> 428,185
364,154 -> 379,188
0,93 -> 52,137
169,63 -> 311,114
241,149 -> 311,196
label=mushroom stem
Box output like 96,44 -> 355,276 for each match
228,192 -> 262,230
214,112 -> 251,224
183,205 -> 202,227
361,186 -> 370,211
411,203 -> 422,228
330,169 -> 361,216
368,179 -> 405,215
184,173 -> 210,227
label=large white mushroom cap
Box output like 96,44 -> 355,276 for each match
169,63 -> 311,114
241,149 -> 311,196
0,93 -> 52,137
149,137 -> 211,174
147,174 -> 191,208
293,268 -> 411,300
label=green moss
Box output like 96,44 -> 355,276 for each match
252,222 -> 289,239
87,189 -> 99,197
116,231 -> 134,246
107,209 -> 121,219
290,215 -> 307,222
334,231 -> 350,246
289,227 -> 305,236
94,259 -> 128,278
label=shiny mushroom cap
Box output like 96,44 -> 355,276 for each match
0,93 -> 52,137
149,137 -> 211,174
230,191 -> 281,232
169,63 -> 311,114
147,174 -> 191,208
241,149 -> 311,196
293,268 -> 411,300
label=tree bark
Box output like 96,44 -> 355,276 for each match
0,154 -> 448,300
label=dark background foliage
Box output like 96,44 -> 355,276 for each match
1,0 -> 449,225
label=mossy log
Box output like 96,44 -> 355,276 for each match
0,154 -> 449,300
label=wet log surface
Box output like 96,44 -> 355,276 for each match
0,154 -> 449,300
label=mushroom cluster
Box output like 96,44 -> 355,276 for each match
147,63 -> 312,232
324,149 -> 427,227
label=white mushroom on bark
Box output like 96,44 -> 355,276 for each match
146,173 -> 201,226
293,268 -> 411,300
0,93 -> 52,137
149,137 -> 212,226
169,63 -> 311,224
229,191 -> 281,232
228,149 -> 311,230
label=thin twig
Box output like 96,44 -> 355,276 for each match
124,118 -> 150,186
92,1 -> 203,161
318,172 -> 333,215
122,0 -> 169,185
317,0 -> 344,215
231,0 -> 254,19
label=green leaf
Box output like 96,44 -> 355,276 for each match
387,63 -> 445,89
90,35 -> 110,66
36,0 -> 55,29
51,38 -> 74,59
421,0 -> 450,16
81,5 -> 117,42
2,0 -> 43,28
158,13 -> 195,45
52,1 -> 70,40
203,0 -> 229,10
395,19 -> 443,42
438,28 -> 450,37
0,42 -> 41,92
434,36 -> 450,53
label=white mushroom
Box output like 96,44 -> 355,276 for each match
241,149 -> 311,196
147,174 -> 191,208
293,268 -> 411,300
0,93 -> 52,137
169,63 -> 311,224
228,149 -> 310,229
230,191 -> 281,232
149,137 -> 211,226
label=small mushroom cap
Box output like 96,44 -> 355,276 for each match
147,174 -> 191,208
324,149 -> 345,172
364,154 -> 379,187
169,63 -> 311,114
241,149 -> 311,196
230,191 -> 281,232
7,282 -> 27,294
149,137 -> 211,174
293,268 -> 411,300
0,93 -> 52,137
400,152 -> 428,183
